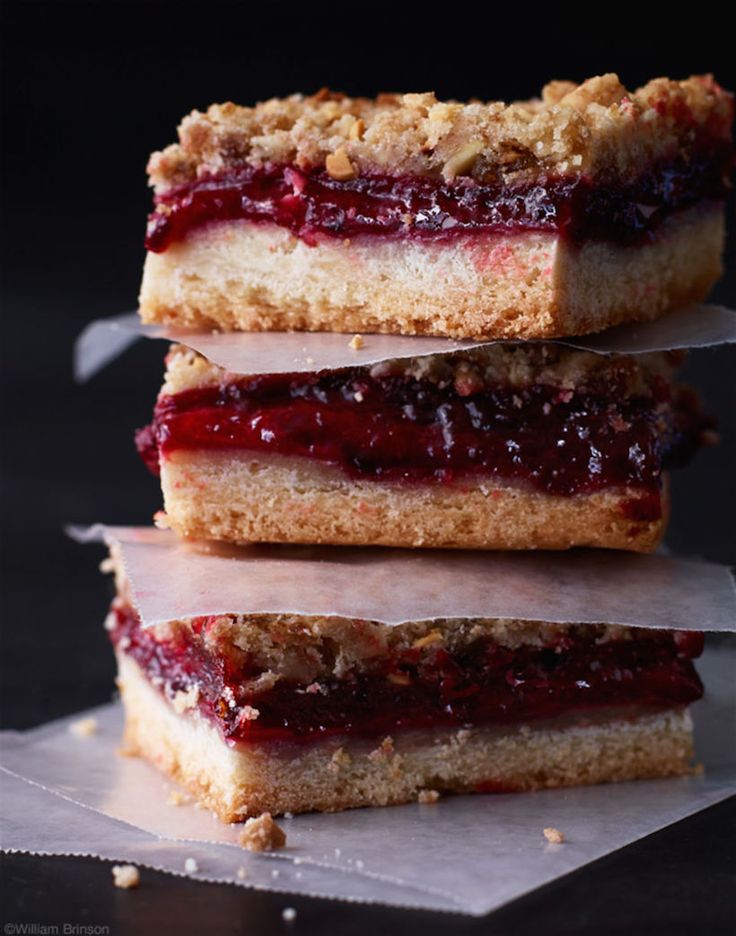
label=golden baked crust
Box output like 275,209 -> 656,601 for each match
118,652 -> 696,820
159,450 -> 667,552
148,75 -> 732,191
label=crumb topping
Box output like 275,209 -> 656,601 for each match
162,342 -> 681,401
148,76 -> 732,192
238,812 -> 287,852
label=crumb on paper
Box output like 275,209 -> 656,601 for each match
692,762 -> 705,776
418,789 -> 440,804
283,812 -> 294,819
70,717 -> 98,738
543,827 -> 565,844
236,866 -> 248,880
167,789 -> 189,806
305,356 -> 315,365
112,864 -> 140,889
238,812 -> 287,852
282,908 -> 297,923
153,510 -> 171,530
184,857 -> 199,874
349,334 -> 364,350
271,869 -> 280,879
355,859 -> 365,870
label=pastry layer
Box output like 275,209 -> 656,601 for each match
118,652 -> 696,820
158,450 -> 668,551
139,204 -> 724,338
139,342 -> 708,550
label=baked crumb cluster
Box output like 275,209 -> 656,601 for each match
148,75 -> 732,190
238,812 -> 287,851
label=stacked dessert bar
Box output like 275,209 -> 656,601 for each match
111,74 -> 732,818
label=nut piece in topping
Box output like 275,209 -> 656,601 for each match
69,717 -> 98,737
238,812 -> 287,852
443,141 -> 484,180
543,826 -> 566,844
349,333 -> 365,350
325,146 -> 357,180
112,864 -> 140,889
418,789 -> 440,804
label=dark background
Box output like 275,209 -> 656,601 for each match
1,2 -> 734,933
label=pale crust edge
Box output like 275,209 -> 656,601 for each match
160,450 -> 667,553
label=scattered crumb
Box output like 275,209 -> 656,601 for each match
70,717 -> 98,738
238,705 -> 260,722
238,812 -> 287,852
368,736 -> 395,762
184,857 -> 199,874
355,859 -> 365,870
334,848 -> 341,857
271,868 -> 280,879
543,827 -> 565,844
353,390 -> 364,402
349,333 -> 364,350
418,789 -> 440,805
692,762 -> 705,776
305,356 -> 314,365
328,747 -> 352,774
237,866 -> 248,880
283,812 -> 294,820
112,864 -> 140,889
282,908 -> 297,923
167,789 -> 189,807
153,510 -> 171,530
116,741 -> 137,758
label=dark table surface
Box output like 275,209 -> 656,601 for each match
2,3 -> 735,933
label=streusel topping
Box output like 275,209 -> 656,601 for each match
148,75 -> 732,190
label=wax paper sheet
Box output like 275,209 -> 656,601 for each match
2,643 -> 734,916
74,304 -> 736,381
70,525 -> 736,632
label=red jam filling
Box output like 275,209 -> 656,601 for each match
109,604 -> 704,744
145,146 -> 732,253
137,369 -> 706,507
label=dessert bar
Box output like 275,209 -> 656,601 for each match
109,579 -> 704,819
136,343 -> 710,551
140,75 -> 733,339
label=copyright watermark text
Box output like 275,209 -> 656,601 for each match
4,925 -> 110,935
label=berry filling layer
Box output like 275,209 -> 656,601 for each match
137,367 -> 707,509
109,604 -> 704,744
145,146 -> 732,253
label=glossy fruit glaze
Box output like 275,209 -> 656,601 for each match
137,368 -> 705,507
109,603 -> 704,744
145,145 -> 731,252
